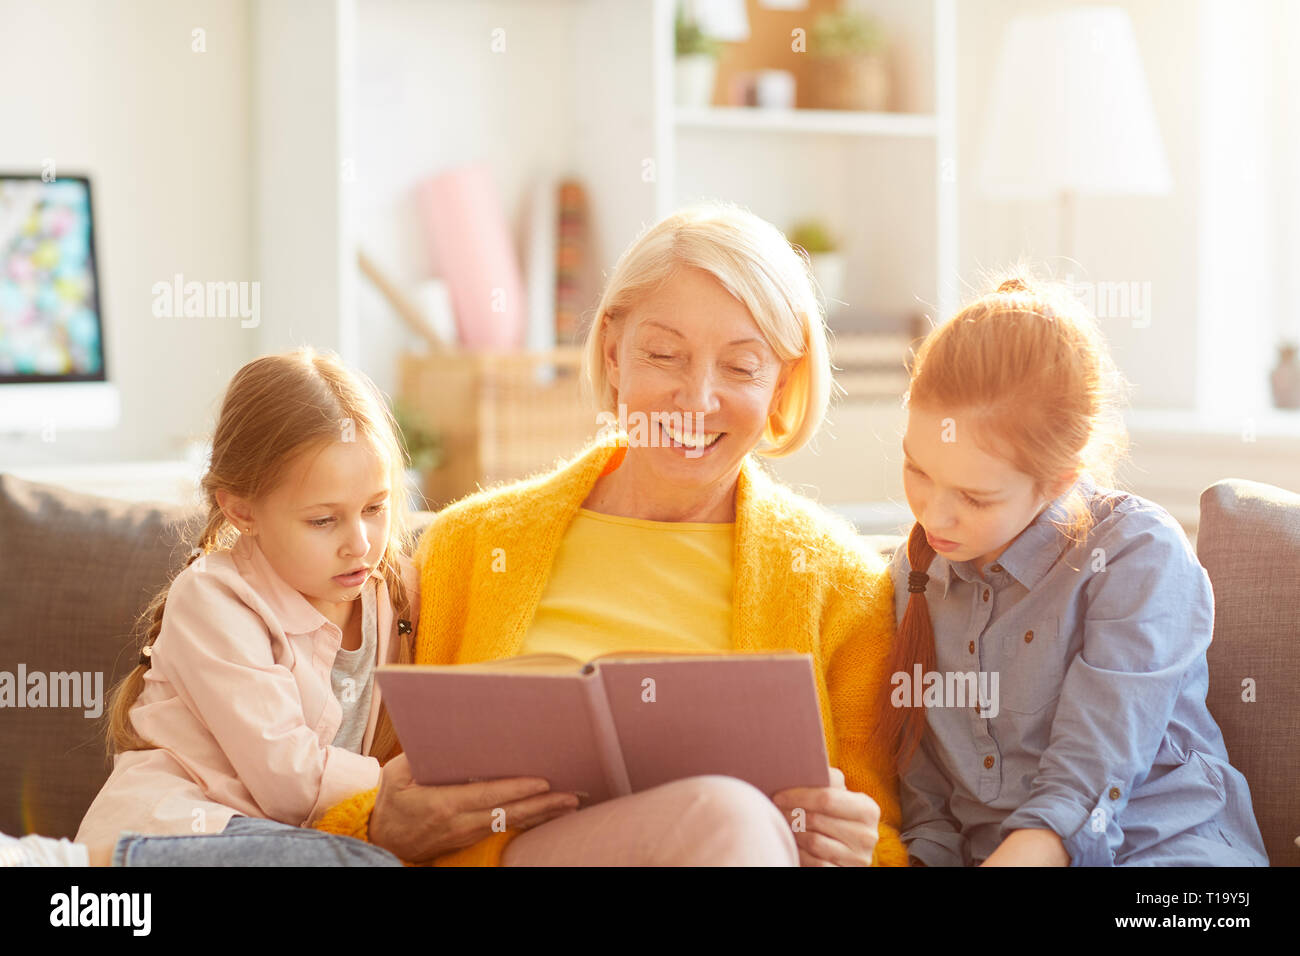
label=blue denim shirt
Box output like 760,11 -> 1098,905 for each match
890,477 -> 1268,866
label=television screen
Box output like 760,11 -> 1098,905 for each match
0,174 -> 107,384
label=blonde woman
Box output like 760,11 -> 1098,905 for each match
312,202 -> 907,867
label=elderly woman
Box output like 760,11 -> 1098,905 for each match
314,202 -> 905,866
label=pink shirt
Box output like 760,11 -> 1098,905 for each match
76,532 -> 418,847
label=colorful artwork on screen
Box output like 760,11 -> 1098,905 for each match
0,176 -> 105,380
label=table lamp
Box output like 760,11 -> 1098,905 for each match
976,5 -> 1173,260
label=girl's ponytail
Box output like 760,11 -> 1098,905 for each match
104,510 -> 231,755
875,522 -> 940,770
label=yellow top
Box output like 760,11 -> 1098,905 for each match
312,433 -> 905,868
517,508 -> 734,662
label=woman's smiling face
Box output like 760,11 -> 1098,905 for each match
603,265 -> 789,493
902,405 -> 1069,572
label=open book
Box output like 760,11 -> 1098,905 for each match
375,650 -> 832,807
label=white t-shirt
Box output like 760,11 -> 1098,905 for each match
329,578 -> 377,753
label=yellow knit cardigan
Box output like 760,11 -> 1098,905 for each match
313,434 -> 906,867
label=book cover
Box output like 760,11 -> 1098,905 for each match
376,651 -> 832,807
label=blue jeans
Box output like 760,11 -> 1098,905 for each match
111,815 -> 404,867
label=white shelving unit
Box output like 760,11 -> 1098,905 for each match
250,0 -> 957,378
657,0 -> 959,335
674,105 -> 940,137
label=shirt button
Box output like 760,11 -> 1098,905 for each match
990,563 -> 1003,573
1109,787 -> 1121,800
1024,629 -> 1035,643
983,755 -> 995,769
982,589 -> 990,602
968,640 -> 975,654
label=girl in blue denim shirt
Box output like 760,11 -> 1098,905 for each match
878,276 -> 1268,866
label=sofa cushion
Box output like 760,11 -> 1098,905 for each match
1198,478 -> 1300,867
0,474 -> 199,839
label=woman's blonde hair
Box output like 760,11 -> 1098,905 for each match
581,201 -> 832,457
877,271 -> 1132,768
105,347 -> 417,763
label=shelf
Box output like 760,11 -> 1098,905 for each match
674,106 -> 939,138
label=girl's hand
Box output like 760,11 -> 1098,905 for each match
770,766 -> 880,866
979,827 -> 1070,867
368,753 -> 580,863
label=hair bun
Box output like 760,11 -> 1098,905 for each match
997,278 -> 1030,294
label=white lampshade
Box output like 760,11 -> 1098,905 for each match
977,6 -> 1173,199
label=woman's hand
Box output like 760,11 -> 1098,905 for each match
979,828 -> 1070,867
770,767 -> 880,866
367,753 -> 580,863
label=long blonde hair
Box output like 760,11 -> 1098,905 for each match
878,273 -> 1132,768
105,347 -> 416,763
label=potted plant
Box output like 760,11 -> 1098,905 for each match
789,219 -> 846,318
391,399 -> 444,511
675,10 -> 722,108
807,9 -> 890,111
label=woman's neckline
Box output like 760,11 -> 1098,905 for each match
576,507 -> 734,530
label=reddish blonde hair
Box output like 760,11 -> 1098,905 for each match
105,348 -> 417,763
878,274 -> 1131,768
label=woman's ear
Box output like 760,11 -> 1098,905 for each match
602,314 -> 623,397
769,357 -> 795,414
766,360 -> 796,436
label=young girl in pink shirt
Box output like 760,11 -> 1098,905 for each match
3,347 -> 575,867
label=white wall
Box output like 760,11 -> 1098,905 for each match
0,0 -> 255,466
254,0 -> 356,365
1195,0 -> 1300,421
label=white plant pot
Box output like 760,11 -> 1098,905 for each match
810,252 -> 846,317
675,55 -> 718,108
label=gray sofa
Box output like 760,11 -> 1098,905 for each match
1,471 -> 1295,865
